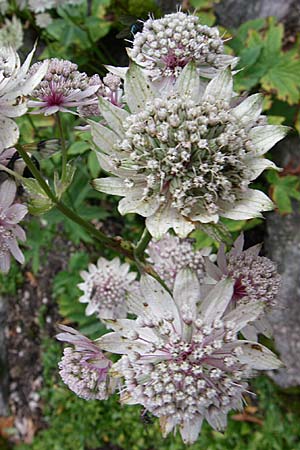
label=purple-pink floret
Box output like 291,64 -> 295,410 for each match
0,178 -> 27,273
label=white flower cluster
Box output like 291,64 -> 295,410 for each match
78,257 -> 137,320
128,12 -> 237,83
92,65 -> 288,238
0,16 -> 23,50
53,10 -> 287,445
98,270 -> 281,444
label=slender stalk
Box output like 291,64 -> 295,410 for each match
15,145 -> 172,291
15,144 -> 134,258
56,113 -> 68,182
134,228 -> 152,262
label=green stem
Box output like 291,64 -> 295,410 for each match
15,145 -> 172,292
56,113 -> 68,182
15,144 -> 134,259
134,228 -> 152,262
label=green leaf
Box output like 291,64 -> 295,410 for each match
261,52 -> 300,104
266,171 -> 300,214
23,179 -> 54,215
54,163 -> 76,200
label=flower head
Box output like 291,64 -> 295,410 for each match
0,46 -> 48,150
147,233 -> 211,289
57,325 -> 114,400
0,178 -> 27,273
78,73 -> 123,118
0,16 -> 23,50
127,12 -> 237,84
92,64 -> 288,238
99,270 -> 281,444
35,13 -> 53,28
28,58 -> 100,115
78,257 -> 137,320
206,233 -> 281,307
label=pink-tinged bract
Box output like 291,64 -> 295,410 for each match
0,178 -> 27,273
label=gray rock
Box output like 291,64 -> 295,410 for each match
215,0 -> 299,30
265,136 -> 300,387
0,295 -> 9,415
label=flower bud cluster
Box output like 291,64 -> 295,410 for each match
128,12 -> 236,81
228,252 -> 281,306
59,347 -> 111,400
147,234 -> 210,289
116,95 -> 255,216
78,73 -> 122,118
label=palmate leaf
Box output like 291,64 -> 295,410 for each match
231,17 -> 300,105
261,51 -> 300,105
267,171 -> 300,214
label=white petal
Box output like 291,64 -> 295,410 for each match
231,93 -> 263,125
146,205 -> 194,238
86,303 -> 97,315
118,193 -> 160,217
220,189 -> 274,220
205,259 -> 223,280
179,417 -> 203,444
105,65 -> 128,78
224,302 -> 264,333
104,318 -> 159,343
21,60 -> 49,95
140,274 -> 182,333
174,62 -> 201,98
98,96 -> 128,137
203,68 -> 233,101
244,157 -> 279,180
199,278 -> 234,325
0,179 -> 16,208
249,125 -> 289,155
124,62 -> 156,113
93,177 -> 128,196
237,341 -> 282,370
0,116 -> 19,150
205,409 -> 228,431
173,268 -> 200,317
97,332 -> 150,354
90,120 -> 118,153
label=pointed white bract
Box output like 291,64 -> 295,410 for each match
92,64 -> 288,238
127,12 -> 238,85
78,256 -> 137,321
146,233 -> 212,289
97,270 -> 281,444
0,46 -> 48,150
57,325 -> 115,401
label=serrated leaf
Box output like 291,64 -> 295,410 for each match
261,52 -> 300,104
